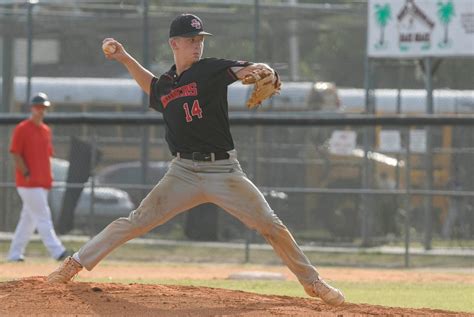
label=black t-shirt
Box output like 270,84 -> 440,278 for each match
149,58 -> 251,154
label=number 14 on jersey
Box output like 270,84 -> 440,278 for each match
183,100 -> 203,123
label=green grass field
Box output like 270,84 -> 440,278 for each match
1,240 -> 472,268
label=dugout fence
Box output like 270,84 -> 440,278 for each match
0,113 -> 473,267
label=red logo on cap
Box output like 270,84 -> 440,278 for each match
191,19 -> 201,29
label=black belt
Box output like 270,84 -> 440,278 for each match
174,151 -> 230,161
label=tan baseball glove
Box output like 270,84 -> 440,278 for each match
241,69 -> 281,108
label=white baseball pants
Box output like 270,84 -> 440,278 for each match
8,187 -> 66,261
75,150 -> 319,286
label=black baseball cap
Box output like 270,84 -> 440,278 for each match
169,14 -> 212,38
30,92 -> 51,107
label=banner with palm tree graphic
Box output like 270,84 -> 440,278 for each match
368,0 -> 473,58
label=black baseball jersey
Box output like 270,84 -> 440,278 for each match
149,58 -> 251,154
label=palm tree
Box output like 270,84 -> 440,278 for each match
437,0 -> 455,44
374,4 -> 392,46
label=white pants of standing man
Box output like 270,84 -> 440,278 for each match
8,187 -> 66,261
73,150 -> 320,288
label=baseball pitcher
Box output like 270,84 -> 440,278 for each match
47,13 -> 344,306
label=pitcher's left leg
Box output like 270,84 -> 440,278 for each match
206,170 -> 344,306
206,171 -> 317,285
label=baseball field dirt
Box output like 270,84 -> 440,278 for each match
0,263 -> 472,316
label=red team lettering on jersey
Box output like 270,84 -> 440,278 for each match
161,82 -> 198,108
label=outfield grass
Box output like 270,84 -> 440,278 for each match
1,240 -> 472,268
70,277 -> 474,313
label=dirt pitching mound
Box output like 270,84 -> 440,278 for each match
0,277 -> 468,316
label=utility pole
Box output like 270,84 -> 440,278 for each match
26,0 -> 38,111
362,56 -> 375,246
245,0 -> 261,263
289,0 -> 300,81
423,57 -> 434,250
1,31 -> 14,113
140,0 -> 150,201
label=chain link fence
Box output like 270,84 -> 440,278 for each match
1,1 -> 473,266
0,115 -> 473,267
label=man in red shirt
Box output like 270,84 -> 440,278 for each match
7,93 -> 69,262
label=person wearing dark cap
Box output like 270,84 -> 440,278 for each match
47,14 -> 344,306
7,93 -> 70,262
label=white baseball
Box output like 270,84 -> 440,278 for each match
102,41 -> 116,54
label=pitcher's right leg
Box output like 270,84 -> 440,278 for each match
48,162 -> 205,282
78,174 -> 204,270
